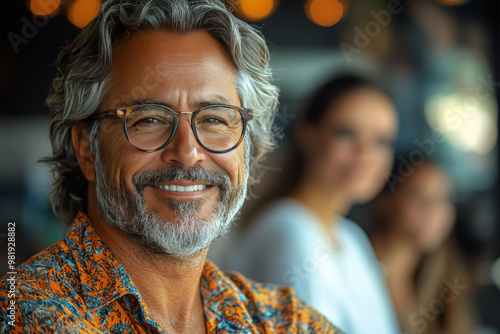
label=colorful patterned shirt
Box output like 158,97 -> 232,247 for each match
0,212 -> 341,333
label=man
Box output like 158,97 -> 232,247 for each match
0,0 -> 341,333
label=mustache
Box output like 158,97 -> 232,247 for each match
133,165 -> 232,194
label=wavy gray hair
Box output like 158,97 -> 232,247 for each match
42,0 -> 279,224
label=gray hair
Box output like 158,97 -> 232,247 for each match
42,0 -> 279,224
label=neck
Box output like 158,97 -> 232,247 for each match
290,174 -> 350,237
87,204 -> 207,334
372,232 -> 421,281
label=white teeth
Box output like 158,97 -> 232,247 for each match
155,184 -> 206,192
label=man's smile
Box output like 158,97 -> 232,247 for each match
149,181 -> 216,198
154,184 -> 208,192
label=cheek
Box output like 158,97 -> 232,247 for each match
366,148 -> 394,185
309,145 -> 344,181
236,150 -> 246,185
99,151 -> 129,191
419,209 -> 455,249
99,125 -> 139,188
327,137 -> 355,157
211,144 -> 246,186
399,200 -> 424,231
372,147 -> 394,173
319,139 -> 354,169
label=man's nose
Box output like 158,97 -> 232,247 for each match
160,115 -> 206,168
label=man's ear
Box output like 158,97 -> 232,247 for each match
71,123 -> 96,182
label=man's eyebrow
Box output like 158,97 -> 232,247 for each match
197,97 -> 232,107
130,96 -> 233,109
131,99 -> 170,107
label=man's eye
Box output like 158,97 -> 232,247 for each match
200,117 -> 227,125
132,117 -> 164,126
138,117 -> 160,124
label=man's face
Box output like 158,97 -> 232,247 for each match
88,30 -> 248,257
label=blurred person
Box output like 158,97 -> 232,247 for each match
370,159 -> 476,334
0,1 -> 343,333
222,75 -> 400,333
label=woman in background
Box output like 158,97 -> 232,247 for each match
222,75 -> 400,333
370,159 -> 476,334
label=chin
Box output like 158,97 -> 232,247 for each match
349,189 -> 380,204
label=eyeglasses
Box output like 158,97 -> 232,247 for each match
94,104 -> 253,153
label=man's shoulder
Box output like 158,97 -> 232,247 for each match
0,238 -> 80,314
1,238 -> 75,293
0,239 -> 97,333
224,270 -> 343,333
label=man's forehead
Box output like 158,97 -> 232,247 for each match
111,30 -> 236,72
143,53 -> 234,76
105,30 -> 240,108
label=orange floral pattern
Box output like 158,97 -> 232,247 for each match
0,212 -> 341,333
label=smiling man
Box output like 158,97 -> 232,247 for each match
0,0 -> 341,333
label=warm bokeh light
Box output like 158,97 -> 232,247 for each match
67,0 -> 101,29
29,0 -> 61,16
238,0 -> 277,21
425,92 -> 498,155
306,0 -> 344,27
435,0 -> 470,5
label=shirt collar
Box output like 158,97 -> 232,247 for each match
201,260 -> 257,332
65,212 -> 142,310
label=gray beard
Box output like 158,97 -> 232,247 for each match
94,156 -> 247,260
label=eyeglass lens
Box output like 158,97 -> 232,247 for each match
124,105 -> 244,152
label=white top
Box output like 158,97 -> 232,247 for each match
213,198 -> 400,334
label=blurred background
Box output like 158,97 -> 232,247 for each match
0,0 -> 498,332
